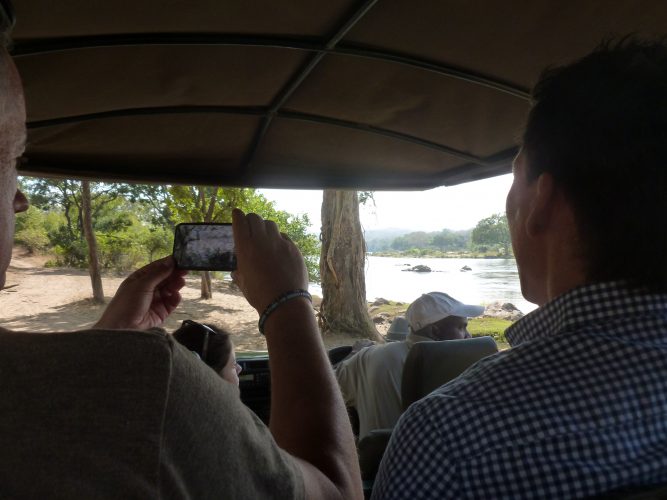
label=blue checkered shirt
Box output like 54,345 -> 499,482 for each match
372,281 -> 667,499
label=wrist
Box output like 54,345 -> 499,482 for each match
258,289 -> 312,335
260,295 -> 314,336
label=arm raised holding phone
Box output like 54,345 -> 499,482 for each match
231,209 -> 363,500
89,210 -> 361,499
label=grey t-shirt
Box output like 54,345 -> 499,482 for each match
0,328 -> 304,499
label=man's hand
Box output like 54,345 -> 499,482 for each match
231,209 -> 308,313
94,256 -> 187,330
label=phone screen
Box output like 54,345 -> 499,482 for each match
172,223 -> 237,271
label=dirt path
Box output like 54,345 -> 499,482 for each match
1,248 -> 367,352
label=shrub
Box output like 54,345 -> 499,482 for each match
14,207 -> 54,253
15,226 -> 49,253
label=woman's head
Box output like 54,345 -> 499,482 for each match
173,320 -> 241,385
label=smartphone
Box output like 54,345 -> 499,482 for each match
172,223 -> 237,271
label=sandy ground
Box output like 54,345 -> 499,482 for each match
1,248 -> 376,352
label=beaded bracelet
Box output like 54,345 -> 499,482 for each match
258,289 -> 312,335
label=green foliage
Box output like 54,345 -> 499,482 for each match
14,207 -> 51,253
121,184 -> 173,227
168,186 -> 320,281
18,178 -> 175,270
53,239 -> 88,267
471,213 -> 511,256
366,214 -> 514,258
376,228 -> 471,253
95,204 -> 174,271
168,186 -> 237,223
468,317 -> 510,347
17,177 -> 319,280
358,191 -> 375,206
241,192 -> 320,282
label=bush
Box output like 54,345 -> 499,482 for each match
14,207 -> 55,253
53,241 -> 88,267
15,226 -> 49,253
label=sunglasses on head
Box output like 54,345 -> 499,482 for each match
180,319 -> 219,363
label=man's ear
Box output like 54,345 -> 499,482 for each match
525,172 -> 557,238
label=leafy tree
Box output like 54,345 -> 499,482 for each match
17,177 -> 318,303
19,177 -> 174,273
472,213 -> 511,255
243,196 -> 320,282
166,186 -> 240,298
431,229 -> 469,251
122,184 -> 174,227
24,179 -> 82,240
391,231 -> 431,251
167,186 -> 319,298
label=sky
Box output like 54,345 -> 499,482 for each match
259,173 -> 514,234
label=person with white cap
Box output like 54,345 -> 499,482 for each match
335,292 -> 484,441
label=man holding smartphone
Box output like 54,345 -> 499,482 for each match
0,9 -> 361,492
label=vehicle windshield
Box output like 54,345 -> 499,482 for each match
7,175 -> 522,354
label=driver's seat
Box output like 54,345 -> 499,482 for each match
358,336 -> 498,493
401,337 -> 498,410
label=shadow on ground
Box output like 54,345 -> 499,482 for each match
3,296 -> 247,333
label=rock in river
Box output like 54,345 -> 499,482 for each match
402,265 -> 432,273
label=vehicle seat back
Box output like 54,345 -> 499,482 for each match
358,337 -> 498,485
358,428 -> 393,482
401,336 -> 498,411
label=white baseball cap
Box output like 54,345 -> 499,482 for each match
405,292 -> 484,332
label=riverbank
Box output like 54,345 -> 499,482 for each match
369,251 -> 513,259
2,248 -> 517,352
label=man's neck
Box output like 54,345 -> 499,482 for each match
542,232 -> 588,305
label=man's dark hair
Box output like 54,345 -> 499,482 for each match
523,37 -> 667,291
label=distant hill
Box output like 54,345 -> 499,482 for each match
364,227 -> 473,253
364,228 -> 411,252
364,228 -> 412,240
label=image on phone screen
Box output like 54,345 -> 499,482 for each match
172,223 -> 237,271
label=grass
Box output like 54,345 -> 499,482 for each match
368,301 -> 513,349
468,317 -> 511,349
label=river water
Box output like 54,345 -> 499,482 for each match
310,256 -> 537,315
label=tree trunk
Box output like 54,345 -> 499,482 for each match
200,271 -> 212,299
199,187 -> 217,299
81,180 -> 105,304
319,190 -> 381,341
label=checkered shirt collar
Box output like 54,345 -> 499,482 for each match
506,281 -> 667,346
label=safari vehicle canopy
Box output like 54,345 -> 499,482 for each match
12,0 -> 667,190
9,2 -> 667,498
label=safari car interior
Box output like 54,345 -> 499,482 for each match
9,1 -> 667,498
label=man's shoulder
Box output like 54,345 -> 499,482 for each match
0,326 -> 171,344
0,328 -> 182,401
0,327 -> 177,388
359,339 -> 410,362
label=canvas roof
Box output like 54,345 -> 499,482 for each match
11,0 -> 667,189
